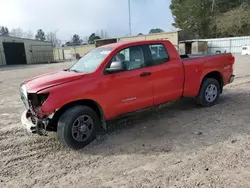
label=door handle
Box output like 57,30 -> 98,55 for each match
140,72 -> 151,77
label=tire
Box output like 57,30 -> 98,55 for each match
196,78 -> 221,107
57,105 -> 100,149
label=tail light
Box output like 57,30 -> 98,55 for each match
229,55 -> 235,70
229,55 -> 235,65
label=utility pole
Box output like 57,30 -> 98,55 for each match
128,0 -> 132,36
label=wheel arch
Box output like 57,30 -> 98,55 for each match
201,71 -> 224,93
49,99 -> 106,131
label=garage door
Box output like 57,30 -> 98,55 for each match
3,42 -> 27,65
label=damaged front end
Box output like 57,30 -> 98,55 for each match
21,110 -> 50,135
20,84 -> 54,135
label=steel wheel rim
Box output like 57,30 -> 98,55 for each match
72,115 -> 94,142
205,84 -> 218,103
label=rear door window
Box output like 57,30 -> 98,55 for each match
148,44 -> 170,66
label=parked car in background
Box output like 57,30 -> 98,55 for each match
20,40 -> 235,149
242,46 -> 250,55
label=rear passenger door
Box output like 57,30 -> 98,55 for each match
145,43 -> 184,105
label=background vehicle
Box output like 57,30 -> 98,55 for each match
242,46 -> 250,55
20,40 -> 235,149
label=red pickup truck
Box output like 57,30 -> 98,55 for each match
20,40 -> 235,149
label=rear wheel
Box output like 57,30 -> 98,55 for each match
196,78 -> 221,107
57,105 -> 100,149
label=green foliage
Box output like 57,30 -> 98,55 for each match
0,26 -> 9,36
88,33 -> 101,44
35,29 -> 46,41
72,34 -> 83,45
214,5 -> 250,37
64,34 -> 83,46
170,0 -> 250,38
170,0 -> 213,38
149,28 -> 164,34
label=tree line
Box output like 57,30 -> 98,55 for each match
0,26 -> 60,46
137,28 -> 165,36
0,25 -> 167,47
2,0 -> 248,48
63,30 -> 109,47
0,26 -> 110,47
170,0 -> 250,39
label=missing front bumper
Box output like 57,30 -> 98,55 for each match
21,110 -> 49,135
21,110 -> 37,133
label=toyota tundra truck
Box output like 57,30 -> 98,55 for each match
20,40 -> 235,149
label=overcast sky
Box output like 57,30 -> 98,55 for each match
0,0 -> 174,42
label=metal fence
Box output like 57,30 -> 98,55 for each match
201,36 -> 250,54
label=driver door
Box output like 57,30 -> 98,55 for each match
102,45 -> 154,118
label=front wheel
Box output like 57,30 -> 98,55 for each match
57,105 -> 100,149
196,78 -> 221,107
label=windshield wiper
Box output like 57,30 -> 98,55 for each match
70,69 -> 81,73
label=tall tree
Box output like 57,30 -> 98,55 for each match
71,34 -> 83,45
88,33 -> 101,44
35,29 -> 46,41
46,30 -> 61,46
214,5 -> 250,37
63,35 -> 83,46
212,0 -> 247,14
170,0 -> 213,38
0,26 -> 9,36
170,0 -> 249,38
10,28 -> 24,38
149,28 -> 164,34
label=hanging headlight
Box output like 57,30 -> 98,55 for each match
20,84 -> 29,108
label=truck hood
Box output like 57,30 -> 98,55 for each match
24,70 -> 84,93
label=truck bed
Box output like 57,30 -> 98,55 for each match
181,53 -> 234,97
180,53 -> 232,60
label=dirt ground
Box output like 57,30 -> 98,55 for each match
1,55 -> 250,188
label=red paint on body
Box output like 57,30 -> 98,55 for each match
23,40 -> 235,120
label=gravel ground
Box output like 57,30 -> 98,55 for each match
0,55 -> 250,188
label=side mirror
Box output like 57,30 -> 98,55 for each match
105,61 -> 124,73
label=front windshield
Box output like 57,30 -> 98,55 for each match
70,47 -> 113,73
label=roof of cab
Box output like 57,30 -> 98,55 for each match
99,40 -> 170,48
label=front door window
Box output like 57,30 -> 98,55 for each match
109,46 -> 146,72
